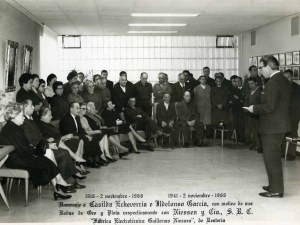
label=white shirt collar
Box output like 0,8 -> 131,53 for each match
70,113 -> 78,131
270,70 -> 280,78
251,87 -> 259,95
164,102 -> 169,109
25,115 -> 33,120
200,84 -> 206,89
120,85 -> 126,92
179,82 -> 185,88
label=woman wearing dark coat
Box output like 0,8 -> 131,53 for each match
102,101 -> 146,153
50,81 -> 70,121
0,103 -> 73,200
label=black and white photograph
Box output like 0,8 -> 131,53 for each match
279,53 -> 286,66
1,1 -> 300,225
293,51 -> 300,65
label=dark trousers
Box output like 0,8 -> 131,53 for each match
244,114 -> 252,142
248,116 -> 261,149
161,123 -> 179,144
261,133 -> 285,193
53,148 -> 77,180
232,107 -> 245,141
178,121 -> 204,143
136,100 -> 152,117
78,134 -> 101,159
136,117 -> 159,140
286,120 -> 299,155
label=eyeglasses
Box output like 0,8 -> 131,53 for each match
41,85 -> 46,88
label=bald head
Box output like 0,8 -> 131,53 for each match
158,73 -> 165,84
178,73 -> 185,84
183,91 -> 191,103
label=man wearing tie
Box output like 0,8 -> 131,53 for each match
171,73 -> 186,103
246,55 -> 291,198
156,93 -> 178,149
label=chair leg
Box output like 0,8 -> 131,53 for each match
25,179 -> 28,207
234,130 -> 237,144
6,178 -> 10,195
18,179 -> 21,188
154,138 -> 157,147
214,130 -> 216,140
285,141 -> 290,160
9,178 -> 14,194
221,131 -> 224,148
0,184 -> 10,210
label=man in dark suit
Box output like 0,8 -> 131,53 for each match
246,55 -> 291,198
60,102 -> 102,168
134,72 -> 153,117
282,70 -> 300,160
218,72 -> 231,90
184,70 -> 198,101
196,67 -> 216,88
171,73 -> 186,103
113,75 -> 135,112
176,91 -> 205,147
101,70 -> 114,94
229,77 -> 245,143
114,71 -> 134,87
125,97 -> 163,151
156,93 -> 178,149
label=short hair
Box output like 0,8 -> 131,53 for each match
183,70 -> 190,74
248,65 -> 257,72
218,72 -> 225,78
199,75 -> 206,80
284,69 -> 293,76
32,74 -> 39,80
93,74 -> 101,83
101,70 -> 108,74
78,72 -> 84,76
99,77 -> 106,83
47,74 -> 57,85
67,71 -> 78,81
80,102 -> 87,107
203,67 -> 210,71
164,73 -> 168,78
183,91 -> 190,96
3,103 -> 23,121
38,79 -> 46,88
128,97 -> 136,103
235,77 -> 243,82
71,81 -> 81,87
260,55 -> 279,69
178,73 -> 184,78
19,73 -> 33,87
230,75 -> 238,81
40,107 -> 50,117
20,99 -> 32,109
215,76 -> 222,81
140,72 -> 147,77
248,77 -> 258,83
163,93 -> 171,97
53,81 -> 63,92
69,102 -> 79,109
120,71 -> 127,76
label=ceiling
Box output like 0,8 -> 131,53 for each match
8,0 -> 300,36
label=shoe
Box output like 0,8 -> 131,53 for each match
128,148 -> 135,153
95,161 -> 108,166
79,170 -> 90,175
259,192 -> 283,198
75,161 -> 86,167
106,157 -> 117,162
183,142 -> 189,148
194,140 -> 203,147
262,186 -> 270,192
86,161 -> 101,168
119,152 -> 128,158
56,184 -> 76,193
72,181 -> 86,189
72,174 -> 87,181
133,150 -> 140,154
147,145 -> 154,151
286,154 -> 296,161
54,192 -> 72,201
174,142 -> 181,148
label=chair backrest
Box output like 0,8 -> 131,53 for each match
50,120 -> 60,129
153,103 -> 158,123
0,154 -> 9,168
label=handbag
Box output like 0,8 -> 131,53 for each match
33,140 -> 48,157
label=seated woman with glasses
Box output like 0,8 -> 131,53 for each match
0,103 -> 74,200
67,81 -> 84,104
83,102 -> 131,159
38,107 -> 89,175
50,81 -> 70,121
102,101 -> 146,154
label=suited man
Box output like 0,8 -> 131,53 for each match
156,93 -> 178,149
153,73 -> 172,103
196,67 -> 216,88
100,70 -> 114,94
176,91 -> 205,147
184,70 -> 198,101
114,71 -> 134,88
229,77 -> 245,143
113,75 -> 135,112
246,55 -> 291,198
218,72 -> 231,90
283,70 -> 300,160
125,97 -> 163,151
171,73 -> 186,103
59,102 -> 102,168
211,77 -> 229,125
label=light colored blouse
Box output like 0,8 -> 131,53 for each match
45,86 -> 55,97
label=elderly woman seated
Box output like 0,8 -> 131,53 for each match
67,81 -> 84,104
0,103 -> 75,200
83,102 -> 131,159
38,107 -> 89,175
102,101 -> 146,154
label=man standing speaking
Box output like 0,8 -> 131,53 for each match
244,55 -> 291,198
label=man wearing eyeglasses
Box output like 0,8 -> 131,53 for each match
244,55 -> 291,198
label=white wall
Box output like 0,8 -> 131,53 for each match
40,25 -> 58,80
0,0 -> 41,96
240,14 -> 300,77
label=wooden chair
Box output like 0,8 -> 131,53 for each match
285,137 -> 300,160
212,126 -> 237,148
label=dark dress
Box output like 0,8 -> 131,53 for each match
84,113 -> 118,137
102,109 -> 131,134
0,121 -> 59,187
50,94 -> 70,121
38,120 -> 81,153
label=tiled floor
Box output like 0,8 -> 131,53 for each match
1,140 -> 300,224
